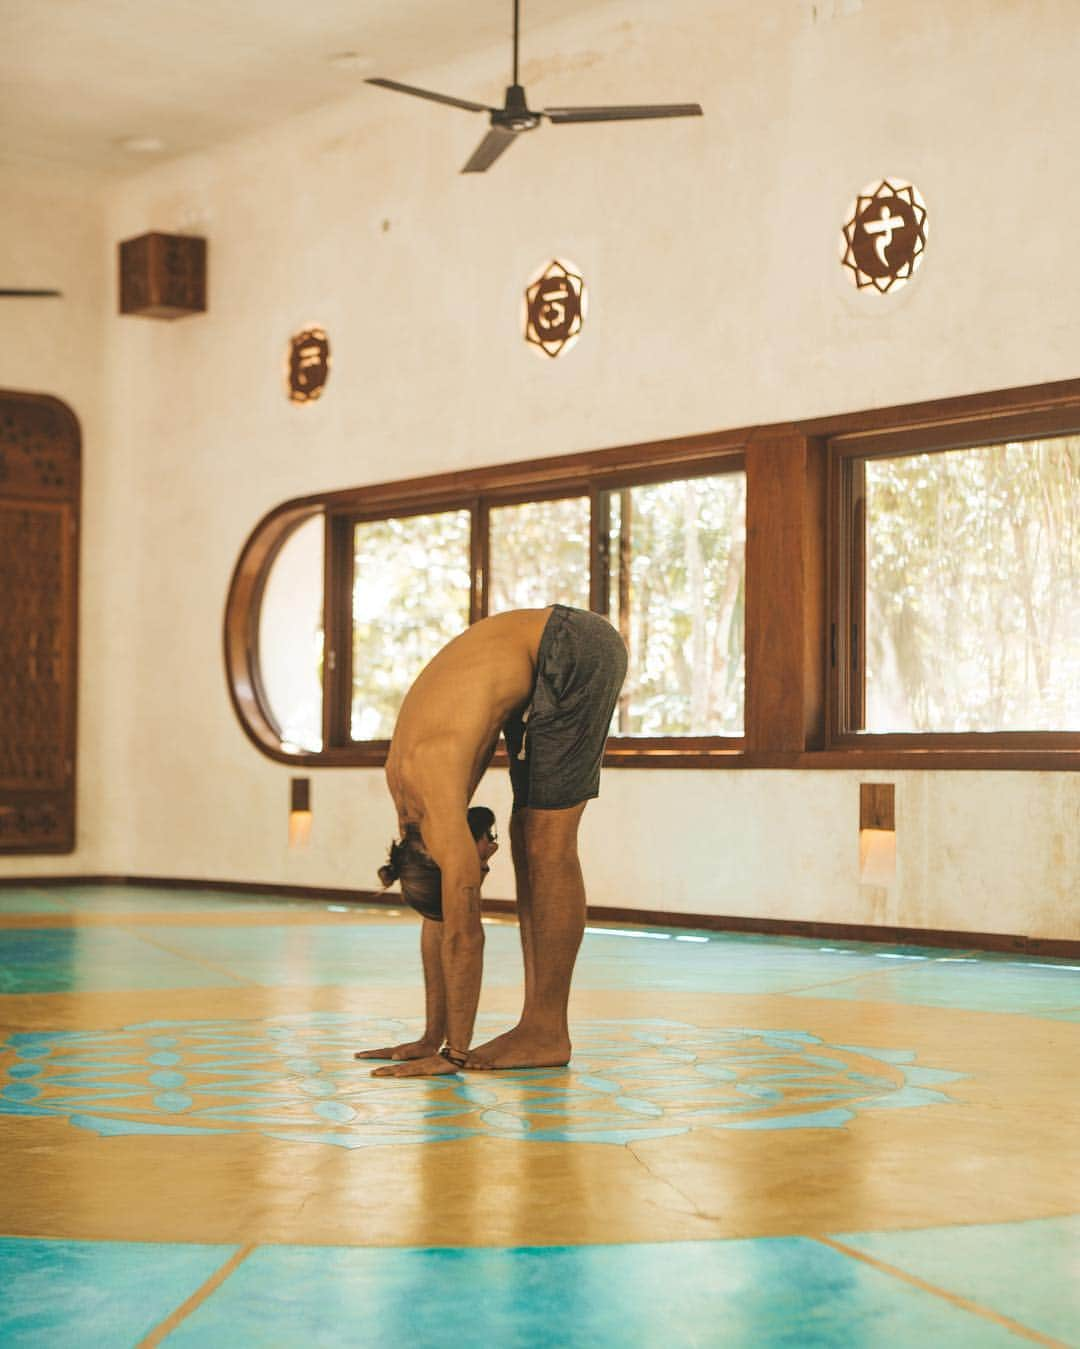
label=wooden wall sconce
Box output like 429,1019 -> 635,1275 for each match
289,776 -> 312,849
118,232 -> 207,319
859,782 -> 896,885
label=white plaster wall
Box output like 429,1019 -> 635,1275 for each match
575,771 -> 1079,941
2,0 -> 1077,936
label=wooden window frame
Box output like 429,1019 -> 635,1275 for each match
226,430 -> 754,769
827,403 -> 1080,760
330,453 -> 750,764
224,377 -> 1080,771
818,381 -> 1080,769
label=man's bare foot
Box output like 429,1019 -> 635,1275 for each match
466,1026 -> 571,1070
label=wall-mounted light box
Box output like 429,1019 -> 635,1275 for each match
118,232 -> 207,319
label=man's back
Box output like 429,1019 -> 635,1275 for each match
386,607 -> 552,815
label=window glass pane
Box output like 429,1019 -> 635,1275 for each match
864,437 -> 1080,731
351,510 -> 472,741
488,497 -> 590,613
258,514 -> 324,752
608,474 -> 746,736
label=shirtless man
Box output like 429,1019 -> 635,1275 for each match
354,604 -> 627,1078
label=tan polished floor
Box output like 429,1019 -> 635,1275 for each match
3,980 -> 1078,1248
2,886 -> 1078,1346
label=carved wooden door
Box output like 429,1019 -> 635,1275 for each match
0,392 -> 79,853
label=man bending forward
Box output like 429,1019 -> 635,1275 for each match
355,604 -> 627,1077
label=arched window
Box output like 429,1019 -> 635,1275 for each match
225,435 -> 748,767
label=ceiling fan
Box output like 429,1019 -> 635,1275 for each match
366,0 -> 703,173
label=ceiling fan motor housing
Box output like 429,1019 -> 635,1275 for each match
497,84 -> 539,131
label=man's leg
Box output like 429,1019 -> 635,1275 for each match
469,801 -> 587,1069
509,806 -> 537,1001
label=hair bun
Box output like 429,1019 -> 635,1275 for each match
378,836 -> 408,888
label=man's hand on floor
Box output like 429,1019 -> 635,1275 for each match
368,1053 -> 460,1078
353,1039 -> 441,1062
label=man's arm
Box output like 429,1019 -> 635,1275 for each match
435,846 -> 485,1053
371,812 -> 484,1078
419,915 -> 449,1045
353,918 -> 446,1062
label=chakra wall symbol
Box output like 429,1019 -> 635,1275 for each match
841,179 -> 928,293
287,326 -> 331,403
524,259 -> 586,358
0,1015 -> 965,1150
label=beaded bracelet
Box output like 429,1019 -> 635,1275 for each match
440,1045 -> 469,1068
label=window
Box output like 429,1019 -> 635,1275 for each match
333,471 -> 746,752
606,475 -> 746,736
226,380 -> 1080,769
350,510 -> 472,741
832,425 -> 1080,743
257,514 -> 324,752
228,443 -> 747,765
488,496 -> 590,614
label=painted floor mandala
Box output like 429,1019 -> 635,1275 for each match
0,1015 -> 966,1148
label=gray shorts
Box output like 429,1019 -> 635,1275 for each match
503,605 -> 628,811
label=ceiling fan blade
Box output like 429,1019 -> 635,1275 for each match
461,126 -> 518,173
365,78 -> 493,114
543,103 -> 703,124
0,288 -> 61,297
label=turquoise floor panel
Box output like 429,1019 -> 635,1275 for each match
573,934 -> 902,995
0,1237 -> 237,1348
0,886 -> 327,915
787,956 -> 1080,1015
165,1237 -> 1023,1349
0,928 -> 248,994
2,1229 -> 1067,1348
2,889 -> 1077,1016
0,890 -> 80,915
839,1215 -> 1080,1345
136,923 -> 457,990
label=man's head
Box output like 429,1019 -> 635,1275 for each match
378,807 -> 498,922
378,824 -> 442,920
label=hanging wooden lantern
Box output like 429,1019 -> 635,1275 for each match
118,232 -> 207,319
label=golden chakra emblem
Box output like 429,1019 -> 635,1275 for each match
287,326 -> 331,404
841,179 -> 928,293
524,259 -> 586,358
